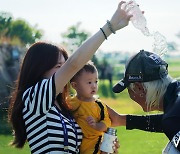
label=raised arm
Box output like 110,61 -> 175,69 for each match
55,1 -> 132,94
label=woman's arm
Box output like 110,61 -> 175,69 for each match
55,1 -> 132,94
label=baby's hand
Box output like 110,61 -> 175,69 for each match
86,116 -> 96,129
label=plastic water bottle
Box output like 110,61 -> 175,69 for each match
100,127 -> 117,153
126,1 -> 150,36
123,1 -> 168,57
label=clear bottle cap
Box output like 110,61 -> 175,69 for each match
106,127 -> 117,136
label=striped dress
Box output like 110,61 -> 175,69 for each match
22,75 -> 83,153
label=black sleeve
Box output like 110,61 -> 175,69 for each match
171,131 -> 180,152
126,114 -> 164,132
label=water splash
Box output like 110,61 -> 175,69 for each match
124,0 -> 169,57
138,24 -> 168,58
152,31 -> 168,58
141,27 -> 151,36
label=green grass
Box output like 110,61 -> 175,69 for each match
0,109 -> 30,153
0,135 -> 30,154
117,127 -> 168,154
166,58 -> 180,78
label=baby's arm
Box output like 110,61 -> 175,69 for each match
86,116 -> 107,132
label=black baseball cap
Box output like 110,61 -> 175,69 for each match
112,50 -> 168,93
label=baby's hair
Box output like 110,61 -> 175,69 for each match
70,61 -> 97,82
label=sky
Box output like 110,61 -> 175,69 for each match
1,0 -> 180,53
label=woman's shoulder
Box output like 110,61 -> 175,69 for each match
22,76 -> 55,102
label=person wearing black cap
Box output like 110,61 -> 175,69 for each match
108,50 -> 180,153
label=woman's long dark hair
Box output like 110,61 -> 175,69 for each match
8,42 -> 69,148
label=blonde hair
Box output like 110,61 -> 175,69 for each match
129,75 -> 173,110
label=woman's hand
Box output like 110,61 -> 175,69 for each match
110,1 -> 133,31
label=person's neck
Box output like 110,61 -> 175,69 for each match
158,97 -> 164,111
151,97 -> 164,112
76,95 -> 95,102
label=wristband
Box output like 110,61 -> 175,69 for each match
100,28 -> 107,40
107,20 -> 116,34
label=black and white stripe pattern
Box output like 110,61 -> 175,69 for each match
22,75 -> 82,153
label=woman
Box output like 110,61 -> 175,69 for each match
8,1 -> 132,153
109,50 -> 180,153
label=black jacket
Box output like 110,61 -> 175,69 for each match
126,80 -> 180,151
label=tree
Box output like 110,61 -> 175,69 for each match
0,11 -> 43,46
0,12 -> 12,39
61,22 -> 101,72
8,19 -> 42,46
61,22 -> 90,52
167,42 -> 178,52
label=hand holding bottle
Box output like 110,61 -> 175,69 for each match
109,1 -> 133,32
123,1 -> 150,36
